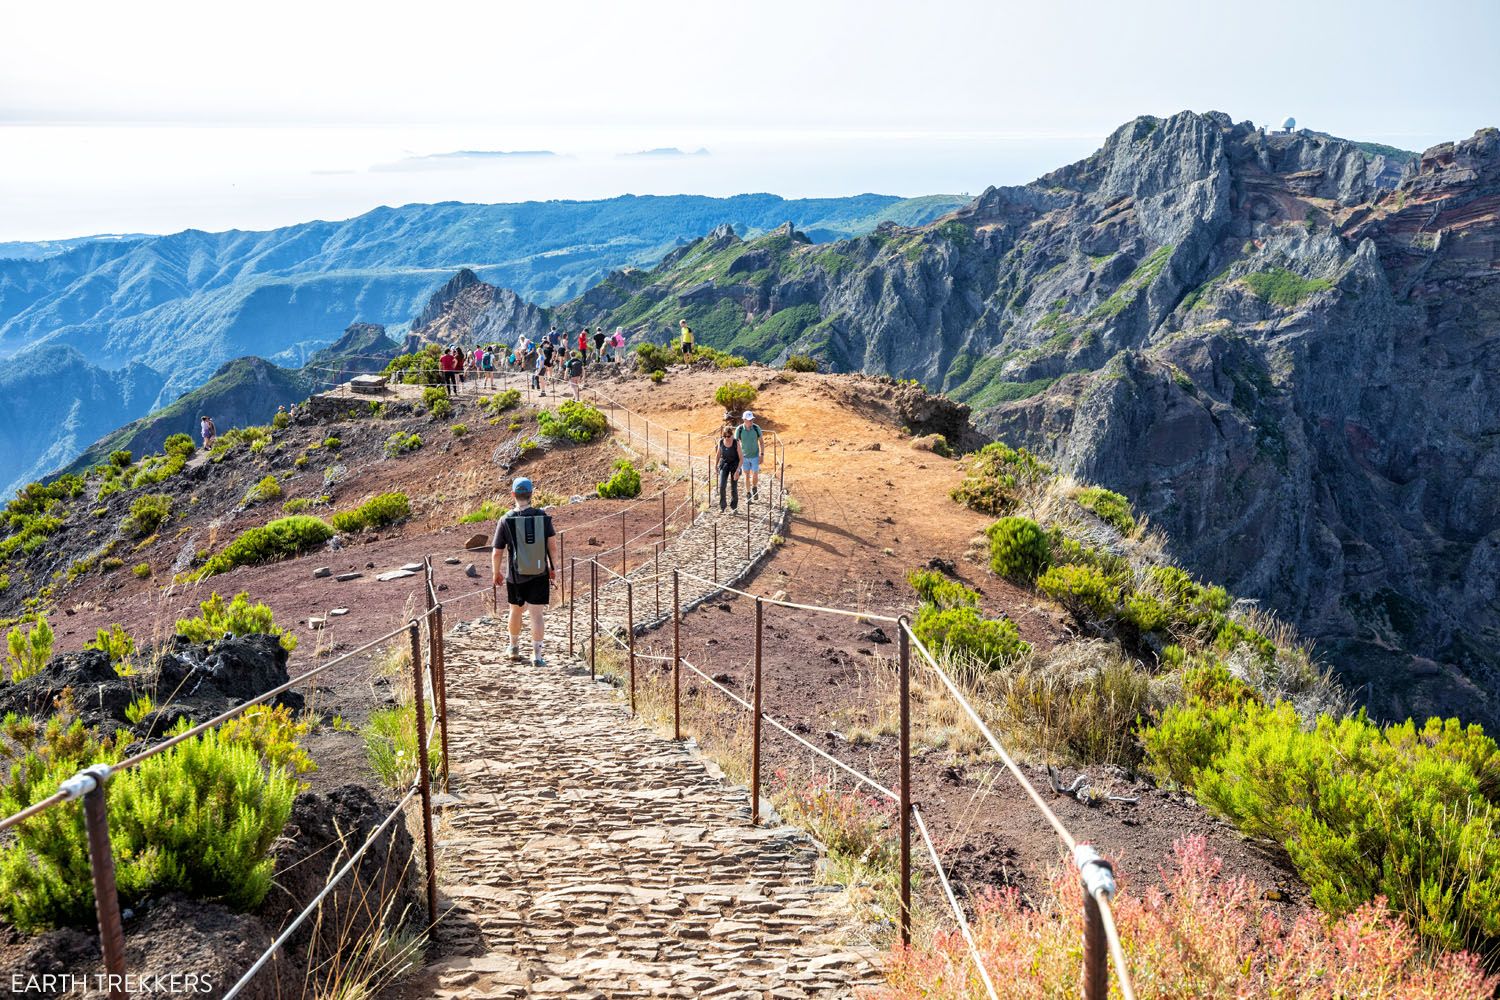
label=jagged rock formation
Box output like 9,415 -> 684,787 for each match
427,112 -> 1490,726
407,269 -> 550,348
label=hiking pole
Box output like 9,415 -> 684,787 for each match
751,595 -> 763,825
408,621 -> 439,924
664,570 -> 678,741
626,580 -> 636,715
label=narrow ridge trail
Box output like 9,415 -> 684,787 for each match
410,504 -> 884,999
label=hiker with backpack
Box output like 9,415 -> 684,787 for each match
735,410 -> 764,501
480,344 -> 497,389
200,415 -> 217,448
454,344 -> 468,391
491,476 -> 558,667
716,423 -> 741,514
577,329 -> 590,364
679,319 -> 694,360
535,341 -> 550,395
566,351 -> 585,399
592,327 -> 606,363
439,348 -> 458,396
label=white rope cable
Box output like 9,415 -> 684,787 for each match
673,569 -> 899,624
1097,893 -> 1137,1000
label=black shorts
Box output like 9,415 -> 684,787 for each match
505,575 -> 550,607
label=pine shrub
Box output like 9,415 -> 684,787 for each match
199,516 -> 332,577
5,617 -> 54,682
911,604 -> 1029,670
422,386 -> 452,418
331,492 -> 411,533
83,624 -> 134,663
906,568 -> 979,609
950,442 -> 1051,515
479,389 -> 521,414
244,475 -> 283,506
985,516 -> 1052,581
596,460 -> 642,499
383,432 -> 423,457
121,493 -> 172,538
1036,563 -> 1120,623
784,353 -> 818,373
713,381 -> 758,416
174,591 -> 297,651
537,400 -> 608,443
1074,485 -> 1136,533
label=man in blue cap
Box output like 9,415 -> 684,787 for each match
490,476 -> 558,666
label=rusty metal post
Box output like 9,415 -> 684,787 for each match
81,768 -> 127,993
745,496 -> 751,557
672,569 -> 682,741
626,581 -> 636,715
898,620 -> 912,946
751,596 -> 763,825
713,521 -> 719,582
621,511 -> 627,576
568,556 -> 577,656
434,604 -> 451,790
655,543 -> 661,619
665,429 -> 671,469
1082,890 -> 1108,1000
688,432 -> 694,506
644,421 -> 650,461
660,491 -> 667,550
626,407 -> 631,443
558,532 -> 566,593
408,622 -> 439,924
589,559 -> 598,679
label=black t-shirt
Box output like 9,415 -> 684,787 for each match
542,343 -> 555,362
492,507 -> 556,571
593,332 -> 606,348
716,438 -> 740,469
567,358 -> 584,378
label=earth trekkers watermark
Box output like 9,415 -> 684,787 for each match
11,973 -> 214,995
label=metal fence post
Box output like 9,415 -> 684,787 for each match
568,556 -> 577,656
626,581 -> 636,715
80,767 -> 127,994
672,570 -> 682,740
408,622 -> 439,924
898,619 -> 913,946
621,511 -> 628,576
654,543 -> 661,619
713,521 -> 719,583
589,560 -> 598,679
1082,890 -> 1108,1000
745,498 -> 751,557
558,532 -> 566,590
688,433 -> 694,506
660,491 -> 667,550
434,604 -> 451,790
751,596 -> 763,825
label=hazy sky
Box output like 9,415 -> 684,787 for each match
2,0 -> 1496,241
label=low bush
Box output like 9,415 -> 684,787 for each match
109,449 -> 133,468
271,409 -> 290,430
124,694 -> 155,725
282,497 -> 311,514
906,568 -> 978,609
1036,563 -> 1121,624
383,432 -> 423,458
200,516 -> 332,577
363,703 -> 439,790
986,516 -> 1052,582
1143,683 -> 1500,953
912,604 -> 1029,670
883,836 -> 1496,999
596,460 -> 642,499
0,515 -> 63,561
383,345 -> 441,385
713,380 -> 758,416
422,386 -> 452,418
458,500 -> 506,524
121,493 -> 172,538
479,389 -> 521,414
650,370 -> 665,384
784,353 -> 818,373
175,591 -> 298,651
0,713 -> 299,932
322,436 -> 341,450
1074,485 -> 1136,533
450,422 -> 469,438
130,562 -> 151,579
950,442 -> 1051,515
331,493 -> 411,534
998,649 -> 1151,767
244,475 -> 283,505
634,342 -> 675,374
5,617 -> 54,682
537,400 -> 608,443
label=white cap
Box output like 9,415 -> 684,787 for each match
742,410 -> 755,421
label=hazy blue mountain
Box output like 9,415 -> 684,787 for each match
1,192 -> 964,495
0,234 -> 153,261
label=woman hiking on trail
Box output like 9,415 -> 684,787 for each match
716,423 -> 741,514
577,329 -> 590,364
200,415 -> 217,448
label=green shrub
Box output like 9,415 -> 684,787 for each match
362,704 -> 440,790
244,475 -> 283,506
0,714 -> 298,932
200,516 -> 332,577
479,389 -> 521,414
83,625 -> 134,664
383,345 -> 441,384
458,500 -> 507,524
271,410 -> 290,430
1075,486 -> 1136,533
108,449 -> 133,468
906,569 -> 979,609
713,380 -> 758,415
121,493 -> 172,538
784,353 -> 818,373
951,442 -> 1051,515
322,436 -> 341,450
0,515 -> 63,561
100,557 -> 124,572
1143,685 -> 1500,952
986,517 -> 1052,581
537,400 -> 608,443
383,432 -> 423,458
999,658 -> 1152,767
5,617 -> 54,682
650,370 -> 665,384
1036,564 -> 1120,623
124,694 -> 155,725
596,460 -> 642,499
450,423 -> 469,438
331,492 -> 411,534
282,497 -> 311,514
912,604 -> 1029,669
634,342 -> 675,374
131,562 -> 151,579
175,591 -> 298,651
422,385 -> 451,412
1243,268 -> 1333,308
293,454 -> 309,469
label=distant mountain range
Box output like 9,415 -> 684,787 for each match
0,192 -> 965,495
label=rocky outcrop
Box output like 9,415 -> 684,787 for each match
408,268 -> 550,348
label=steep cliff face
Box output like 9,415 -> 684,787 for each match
499,111 -> 1493,726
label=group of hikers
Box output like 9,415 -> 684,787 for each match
492,397 -> 766,667
430,326 -> 631,400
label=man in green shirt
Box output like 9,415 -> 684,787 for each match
735,410 -> 764,501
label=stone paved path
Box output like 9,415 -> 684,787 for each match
411,505 -> 883,999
